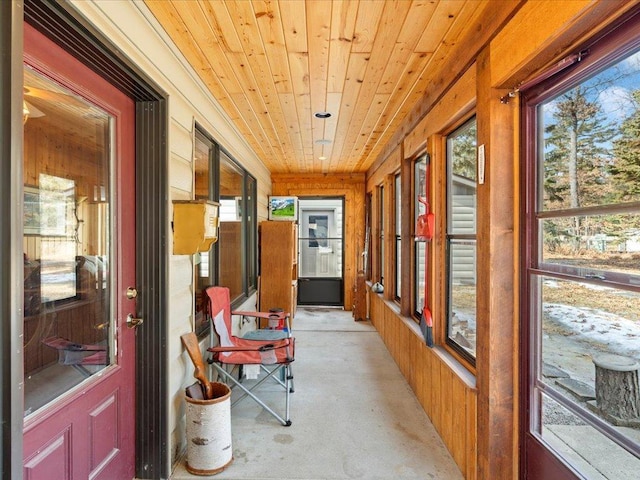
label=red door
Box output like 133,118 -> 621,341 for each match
22,24 -> 136,479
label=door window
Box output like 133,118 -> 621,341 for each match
299,199 -> 343,278
23,67 -> 113,416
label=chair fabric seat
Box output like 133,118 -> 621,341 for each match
242,329 -> 290,341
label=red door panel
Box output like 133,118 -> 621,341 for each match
23,23 -> 136,479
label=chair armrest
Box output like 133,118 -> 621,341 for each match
232,310 -> 290,320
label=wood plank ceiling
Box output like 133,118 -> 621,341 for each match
144,0 -> 489,174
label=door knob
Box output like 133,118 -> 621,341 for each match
127,313 -> 144,329
126,287 -> 138,299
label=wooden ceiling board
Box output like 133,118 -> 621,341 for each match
145,0 -> 492,174
330,51 -> 369,169
416,0 -> 468,53
278,0 -> 308,53
199,1 -> 243,52
336,0 -> 412,167
327,0 -> 358,93
350,0 -> 384,54
253,1 -> 293,94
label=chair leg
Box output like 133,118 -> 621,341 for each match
212,363 -> 292,426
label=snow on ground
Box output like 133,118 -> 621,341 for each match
544,302 -> 640,359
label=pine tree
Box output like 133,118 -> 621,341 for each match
611,89 -> 640,201
543,86 -> 616,250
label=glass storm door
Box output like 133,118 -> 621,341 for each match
22,24 -> 136,479
298,199 -> 344,306
522,17 -> 640,479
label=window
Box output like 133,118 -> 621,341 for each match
446,118 -> 477,361
524,33 -> 640,475
414,155 -> 428,317
395,173 -> 402,300
379,185 -> 385,285
194,127 -> 257,335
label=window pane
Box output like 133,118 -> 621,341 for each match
24,68 -> 112,415
246,175 -> 257,291
540,276 -> 640,385
414,156 -> 428,315
448,240 -> 477,356
299,238 -> 343,277
533,392 -> 640,479
396,239 -> 401,298
447,118 -> 477,359
540,51 -> 640,211
219,153 -> 245,301
541,214 -> 640,279
395,174 -> 401,236
415,241 -> 426,311
379,186 -> 384,284
395,174 -> 401,298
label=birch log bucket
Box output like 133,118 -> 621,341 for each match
185,382 -> 233,475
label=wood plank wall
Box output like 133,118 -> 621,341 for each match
271,173 -> 365,312
369,293 -> 477,479
363,3 -> 636,479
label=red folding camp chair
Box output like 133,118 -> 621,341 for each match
205,286 -> 295,426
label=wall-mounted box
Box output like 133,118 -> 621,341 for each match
172,200 -> 220,255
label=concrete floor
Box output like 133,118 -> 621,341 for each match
171,307 -> 463,480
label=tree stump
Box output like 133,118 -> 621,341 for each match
592,353 -> 640,427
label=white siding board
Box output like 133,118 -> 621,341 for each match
67,0 -> 274,470
171,119 -> 194,163
170,154 -> 194,194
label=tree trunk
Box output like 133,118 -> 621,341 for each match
593,354 -> 640,424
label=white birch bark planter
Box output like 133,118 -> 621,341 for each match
185,382 -> 233,475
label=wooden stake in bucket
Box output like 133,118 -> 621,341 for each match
185,382 -> 233,476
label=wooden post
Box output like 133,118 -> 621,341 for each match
593,353 -> 640,426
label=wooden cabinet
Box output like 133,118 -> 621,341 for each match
259,221 -> 298,323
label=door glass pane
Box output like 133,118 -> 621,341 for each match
533,391 -> 640,478
541,214 -> 640,279
298,199 -> 343,278
23,67 -> 113,416
527,22 -> 640,478
539,50 -> 640,212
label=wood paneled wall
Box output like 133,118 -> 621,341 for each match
271,173 -> 365,311
370,293 -> 477,479
364,3 -> 637,480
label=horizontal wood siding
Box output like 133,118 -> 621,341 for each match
369,292 -> 477,479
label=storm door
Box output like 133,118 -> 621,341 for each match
297,198 -> 344,306
521,16 -> 640,479
22,24 -> 137,479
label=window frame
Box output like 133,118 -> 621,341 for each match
521,13 -> 640,470
413,154 -> 428,319
378,185 -> 385,286
193,125 -> 258,336
445,116 -> 478,365
394,172 -> 402,301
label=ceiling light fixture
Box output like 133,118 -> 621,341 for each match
315,139 -> 332,145
319,156 -> 327,161
314,112 -> 331,119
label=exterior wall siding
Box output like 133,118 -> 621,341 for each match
69,0 -> 272,469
